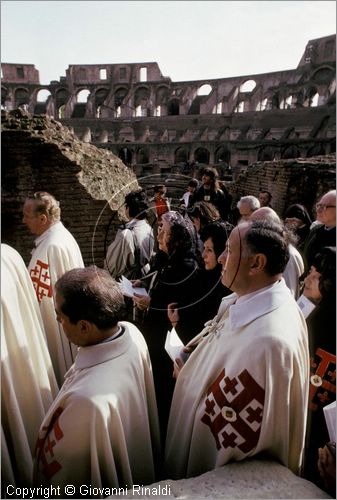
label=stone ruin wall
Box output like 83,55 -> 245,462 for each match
227,155 -> 336,217
2,111 -> 335,269
1,109 -> 139,267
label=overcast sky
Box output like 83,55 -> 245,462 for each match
1,1 -> 336,85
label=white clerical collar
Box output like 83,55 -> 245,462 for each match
100,326 -> 123,343
236,280 -> 281,305
34,221 -> 61,247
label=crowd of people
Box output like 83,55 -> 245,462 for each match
1,169 -> 336,498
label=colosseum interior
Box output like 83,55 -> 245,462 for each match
1,33 -> 336,265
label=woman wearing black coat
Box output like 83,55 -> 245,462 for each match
133,211 -> 201,444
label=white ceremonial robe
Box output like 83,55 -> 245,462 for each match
1,244 -> 58,487
34,322 -> 160,495
165,279 -> 309,479
104,219 -> 154,279
283,244 -> 304,299
28,222 -> 84,385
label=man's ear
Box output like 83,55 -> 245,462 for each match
40,213 -> 48,225
249,253 -> 267,273
78,319 -> 92,336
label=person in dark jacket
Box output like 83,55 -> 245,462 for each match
302,190 -> 336,273
133,211 -> 200,443
284,203 -> 312,251
301,246 -> 336,492
191,167 -> 230,220
168,222 -> 233,337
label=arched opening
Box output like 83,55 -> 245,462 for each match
134,86 -> 150,117
118,147 -> 133,165
239,79 -> 256,93
174,147 -> 189,164
137,148 -> 149,164
213,102 -> 222,114
35,89 -> 52,115
256,98 -> 268,111
271,93 -> 279,109
303,87 -> 318,108
329,78 -> 336,96
1,87 -> 8,107
281,145 -> 301,159
197,84 -> 212,96
156,86 -> 169,105
15,88 -> 29,107
234,101 -> 245,113
312,67 -> 334,85
188,97 -> 201,115
58,105 -> 66,119
306,145 -> 325,158
257,147 -> 275,161
167,98 -> 179,115
118,126 -> 135,142
94,88 -> 109,116
36,89 -> 51,102
280,95 -> 293,110
114,87 -> 128,108
71,89 -> 90,118
194,147 -> 210,164
215,147 -> 231,165
95,88 -> 109,106
56,88 -> 69,107
77,89 -> 90,103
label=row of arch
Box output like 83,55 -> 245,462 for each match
116,143 -> 330,166
2,65 -> 335,117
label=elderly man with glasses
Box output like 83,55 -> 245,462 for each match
303,190 -> 336,273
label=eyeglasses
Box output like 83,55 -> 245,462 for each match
316,203 -> 336,211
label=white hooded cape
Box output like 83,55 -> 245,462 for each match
165,279 -> 309,479
1,244 -> 58,487
28,222 -> 84,385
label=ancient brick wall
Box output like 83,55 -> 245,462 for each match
2,109 -> 139,267
2,110 -> 335,269
227,155 -> 336,217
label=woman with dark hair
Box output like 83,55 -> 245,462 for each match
188,201 -> 221,260
191,167 -> 230,220
284,203 -> 312,250
300,246 -> 336,492
168,222 -> 233,335
133,211 -> 201,442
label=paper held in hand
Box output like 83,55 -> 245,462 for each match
117,276 -> 148,298
297,294 -> 316,319
165,327 -> 188,363
323,400 -> 336,443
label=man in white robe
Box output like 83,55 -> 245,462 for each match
165,220 -> 309,479
34,267 -> 160,495
23,191 -> 84,385
1,244 -> 58,489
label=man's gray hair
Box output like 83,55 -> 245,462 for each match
28,191 -> 61,222
237,195 -> 260,211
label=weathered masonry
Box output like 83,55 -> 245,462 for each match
1,34 -> 335,179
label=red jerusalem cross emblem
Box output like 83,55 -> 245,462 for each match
35,406 -> 64,479
201,368 -> 265,453
30,259 -> 53,303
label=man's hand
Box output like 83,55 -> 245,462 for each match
318,443 -> 336,495
133,293 -> 151,311
168,302 -> 179,327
